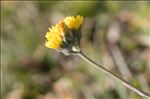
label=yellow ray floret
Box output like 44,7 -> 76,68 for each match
45,16 -> 83,49
45,21 -> 64,49
64,15 -> 83,29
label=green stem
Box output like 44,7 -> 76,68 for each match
78,51 -> 150,99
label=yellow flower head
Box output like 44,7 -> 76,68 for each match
45,21 -> 64,49
45,15 -> 83,51
64,15 -> 83,29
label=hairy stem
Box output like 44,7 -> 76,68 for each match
78,51 -> 150,99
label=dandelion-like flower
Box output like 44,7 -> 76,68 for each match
44,15 -> 150,98
45,15 -> 83,55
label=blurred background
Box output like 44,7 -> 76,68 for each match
1,1 -> 150,99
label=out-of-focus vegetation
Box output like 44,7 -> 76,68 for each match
1,1 -> 150,99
